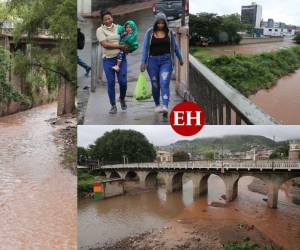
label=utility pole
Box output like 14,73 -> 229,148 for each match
181,0 -> 186,27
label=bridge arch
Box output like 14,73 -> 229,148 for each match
171,172 -> 184,191
110,171 -> 121,179
145,171 -> 160,188
125,171 -> 140,182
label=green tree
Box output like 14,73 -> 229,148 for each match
269,143 -> 289,159
173,150 -> 190,162
89,130 -> 156,164
294,33 -> 300,44
77,147 -> 89,166
5,0 -> 76,115
0,46 -> 31,108
204,150 -> 215,160
189,13 -> 243,46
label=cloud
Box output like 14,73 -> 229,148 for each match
190,0 -> 300,25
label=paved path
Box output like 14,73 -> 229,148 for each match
83,9 -> 182,125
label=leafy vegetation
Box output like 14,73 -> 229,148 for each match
83,129 -> 156,164
78,169 -> 105,194
189,13 -> 244,46
224,238 -> 281,250
0,46 -> 31,107
1,0 -> 76,114
269,143 -> 289,159
173,150 -> 190,162
294,33 -> 300,44
192,45 -> 300,96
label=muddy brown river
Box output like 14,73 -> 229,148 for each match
78,175 -> 300,249
0,103 -> 76,249
250,69 -> 300,124
202,39 -> 300,124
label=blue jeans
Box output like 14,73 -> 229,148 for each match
147,53 -> 173,107
77,56 -> 90,72
103,56 -> 127,106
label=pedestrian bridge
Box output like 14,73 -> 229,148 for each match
93,160 -> 300,209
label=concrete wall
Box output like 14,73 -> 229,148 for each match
240,37 -> 284,45
103,180 -> 125,198
78,0 -> 91,14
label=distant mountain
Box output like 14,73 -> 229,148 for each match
159,135 -> 283,154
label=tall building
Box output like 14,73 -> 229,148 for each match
267,18 -> 274,28
241,2 -> 262,28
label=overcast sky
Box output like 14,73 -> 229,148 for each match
190,0 -> 300,26
78,126 -> 300,148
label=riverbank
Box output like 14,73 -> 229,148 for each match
191,45 -> 300,97
95,218 -> 279,250
50,115 -> 77,173
79,175 -> 300,250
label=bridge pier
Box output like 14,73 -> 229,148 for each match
190,173 -> 209,199
265,174 -> 284,209
220,174 -> 239,202
160,172 -> 182,192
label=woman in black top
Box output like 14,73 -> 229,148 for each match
140,13 -> 183,116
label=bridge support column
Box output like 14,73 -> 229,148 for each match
136,171 -> 149,189
190,173 -> 209,199
220,174 -> 239,202
267,183 -> 279,209
265,174 -> 283,209
160,172 -> 176,192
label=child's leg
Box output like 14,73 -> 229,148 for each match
116,51 -> 124,66
112,51 -> 124,71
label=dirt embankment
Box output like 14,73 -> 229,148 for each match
49,115 -> 77,173
94,218 -> 278,250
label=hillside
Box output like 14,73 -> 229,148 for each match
159,135 -> 282,154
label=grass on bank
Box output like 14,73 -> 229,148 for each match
191,45 -> 300,97
78,170 -> 105,193
224,238 -> 282,250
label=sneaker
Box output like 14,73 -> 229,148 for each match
109,105 -> 117,114
85,67 -> 91,77
162,106 -> 168,118
154,106 -> 162,113
119,98 -> 127,111
112,65 -> 120,72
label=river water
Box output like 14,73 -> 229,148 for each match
78,175 -> 300,250
203,39 -> 300,124
0,103 -> 76,249
249,69 -> 300,124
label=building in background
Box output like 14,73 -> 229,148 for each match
156,150 -> 173,162
289,140 -> 300,160
241,2 -> 262,28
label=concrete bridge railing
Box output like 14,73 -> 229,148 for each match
188,54 -> 278,125
101,160 -> 300,171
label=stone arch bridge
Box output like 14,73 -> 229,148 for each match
91,160 -> 300,209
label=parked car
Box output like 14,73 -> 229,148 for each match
153,0 -> 189,21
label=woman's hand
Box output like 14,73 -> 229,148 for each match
140,64 -> 146,72
120,44 -> 129,53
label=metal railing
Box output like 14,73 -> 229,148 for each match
101,160 -> 300,171
91,41 -> 103,92
188,54 -> 278,125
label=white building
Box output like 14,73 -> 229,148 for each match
77,0 -> 92,14
156,150 -> 173,162
263,27 -> 295,37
